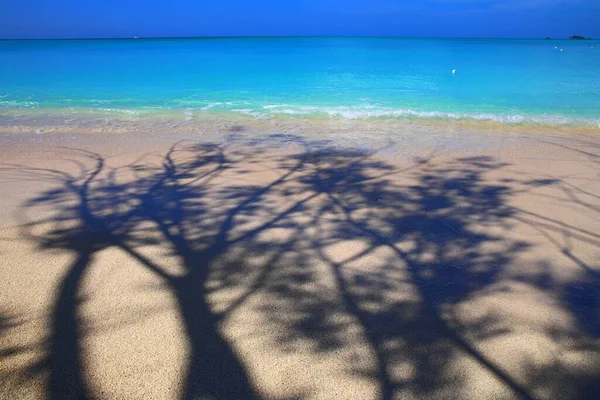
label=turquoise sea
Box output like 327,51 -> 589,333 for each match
1,37 -> 599,131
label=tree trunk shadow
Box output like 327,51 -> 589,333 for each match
47,245 -> 94,400
175,269 -> 260,400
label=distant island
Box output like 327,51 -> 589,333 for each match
543,36 -> 593,40
569,35 -> 593,40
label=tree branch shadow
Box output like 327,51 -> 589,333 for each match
4,139 -> 600,399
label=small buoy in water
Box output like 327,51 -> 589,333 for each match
560,49 -> 564,52
554,46 -> 558,49
452,69 -> 456,74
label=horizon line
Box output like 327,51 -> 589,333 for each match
0,34 -> 595,41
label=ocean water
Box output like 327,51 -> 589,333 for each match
1,37 -> 599,132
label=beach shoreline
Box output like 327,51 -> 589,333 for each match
2,109 -> 600,137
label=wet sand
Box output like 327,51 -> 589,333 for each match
1,130 -> 599,399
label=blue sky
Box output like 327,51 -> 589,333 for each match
1,0 -> 598,39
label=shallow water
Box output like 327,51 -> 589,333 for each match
1,37 -> 599,132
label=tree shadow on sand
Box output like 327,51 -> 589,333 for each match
4,138 -> 600,399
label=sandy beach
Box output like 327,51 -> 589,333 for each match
1,129 -> 599,399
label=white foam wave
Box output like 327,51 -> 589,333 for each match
231,109 -> 267,118
0,99 -> 39,108
98,108 -> 142,115
244,105 -> 600,127
3,101 -> 598,129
